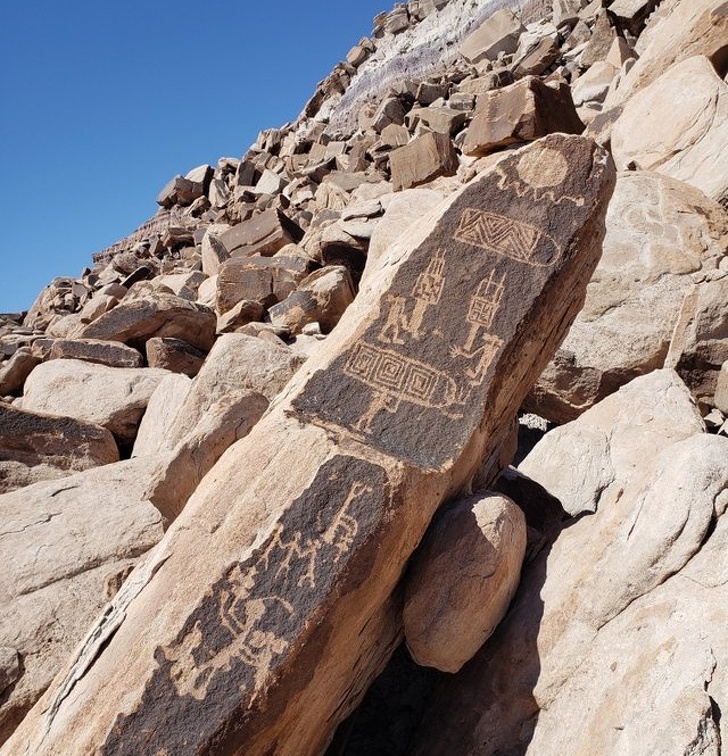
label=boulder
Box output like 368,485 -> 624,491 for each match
75,294 -> 216,352
0,348 -> 40,396
528,171 -> 728,422
571,60 -> 617,106
268,266 -> 356,335
49,338 -> 143,369
215,255 -> 310,315
462,77 -> 583,157
219,208 -> 304,258
715,361 -> 728,415
132,373 -> 192,458
145,337 -> 205,377
611,56 -> 728,204
460,9 -> 526,64
409,379 -> 728,756
22,360 -> 169,446
403,492 -> 526,672
4,135 -> 615,756
389,131 -> 458,191
0,458 -> 164,746
0,403 -> 119,494
200,223 -> 231,276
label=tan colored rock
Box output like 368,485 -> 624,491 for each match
462,77 -> 583,156
460,9 -> 525,64
4,135 -> 615,756
200,223 -> 231,276
22,360 -> 169,446
0,458 -> 164,746
49,338 -> 142,369
715,361 -> 728,415
612,56 -> 728,203
132,373 -> 192,457
403,492 -> 526,672
268,265 -> 356,335
219,208 -> 304,258
78,293 -> 119,325
76,294 -> 216,352
0,348 -> 40,396
528,171 -> 728,422
145,337 -> 205,377
571,60 -> 617,105
521,369 -> 704,516
410,380 -> 728,756
144,391 -> 268,523
614,0 -> 728,103
580,10 -> 619,67
389,131 -> 458,191
0,403 -> 119,494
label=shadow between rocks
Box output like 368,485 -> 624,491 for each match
327,471 -> 569,756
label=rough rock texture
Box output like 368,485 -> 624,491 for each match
3,135 -> 615,756
389,132 -> 459,191
48,339 -> 143,369
76,294 -> 216,352
410,372 -> 728,756
528,171 -> 728,422
611,56 -> 728,203
403,492 -> 526,672
131,373 -> 192,457
22,360 -> 169,446
0,350 -> 40,396
145,337 -> 205,377
0,458 -> 165,746
460,8 -> 525,64
0,404 -> 119,494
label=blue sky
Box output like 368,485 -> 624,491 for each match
0,1 -> 390,314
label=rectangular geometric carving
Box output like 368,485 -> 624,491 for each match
455,208 -> 543,265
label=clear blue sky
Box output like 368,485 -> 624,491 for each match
0,1 -> 390,314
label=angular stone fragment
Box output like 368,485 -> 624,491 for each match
389,131 -> 458,191
215,255 -> 310,315
512,34 -> 560,78
460,9 -> 526,64
611,56 -> 728,203
0,403 -> 119,494
132,373 -> 192,457
145,337 -> 205,377
5,135 -> 615,756
22,360 -> 169,446
0,348 -> 39,395
463,77 -> 583,156
75,294 -> 216,352
219,209 -> 304,258
580,10 -> 619,67
609,0 -> 659,36
0,458 -> 165,746
156,175 -> 203,208
268,266 -> 356,335
49,338 -> 143,369
403,492 -> 526,672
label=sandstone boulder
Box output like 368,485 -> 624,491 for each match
219,208 -> 304,258
4,135 -> 615,756
403,492 -> 526,672
460,9 -> 525,64
389,131 -> 458,191
132,373 -> 192,457
528,171 -> 728,422
22,360 -> 169,446
48,338 -> 143,369
76,294 -> 216,352
0,348 -> 40,396
145,337 -> 205,377
0,458 -> 164,746
0,403 -> 119,494
462,77 -> 583,156
612,56 -> 728,204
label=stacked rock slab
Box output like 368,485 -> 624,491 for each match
3,135 -> 615,755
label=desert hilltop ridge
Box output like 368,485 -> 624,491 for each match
1,0 -> 727,754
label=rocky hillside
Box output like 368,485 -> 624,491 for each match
1,0 -> 727,753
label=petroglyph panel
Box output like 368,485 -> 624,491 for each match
101,456 -> 390,755
293,136 -> 608,469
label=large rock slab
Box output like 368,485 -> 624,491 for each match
389,131 -> 458,191
462,77 -> 584,157
528,171 -> 728,422
410,380 -> 728,756
4,135 -> 615,755
460,8 -> 525,64
75,294 -> 216,352
48,338 -> 143,369
219,209 -> 304,258
403,492 -> 526,672
612,56 -> 728,203
22,360 -> 169,446
0,349 -> 40,396
0,458 -> 164,746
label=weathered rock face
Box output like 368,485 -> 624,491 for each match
611,56 -> 728,203
403,492 -> 526,672
0,458 -> 165,746
22,360 -> 170,447
528,171 -> 728,422
3,135 -> 615,755
0,404 -> 119,494
460,8 -> 525,64
48,338 -> 143,369
389,131 -> 458,191
409,371 -> 728,756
